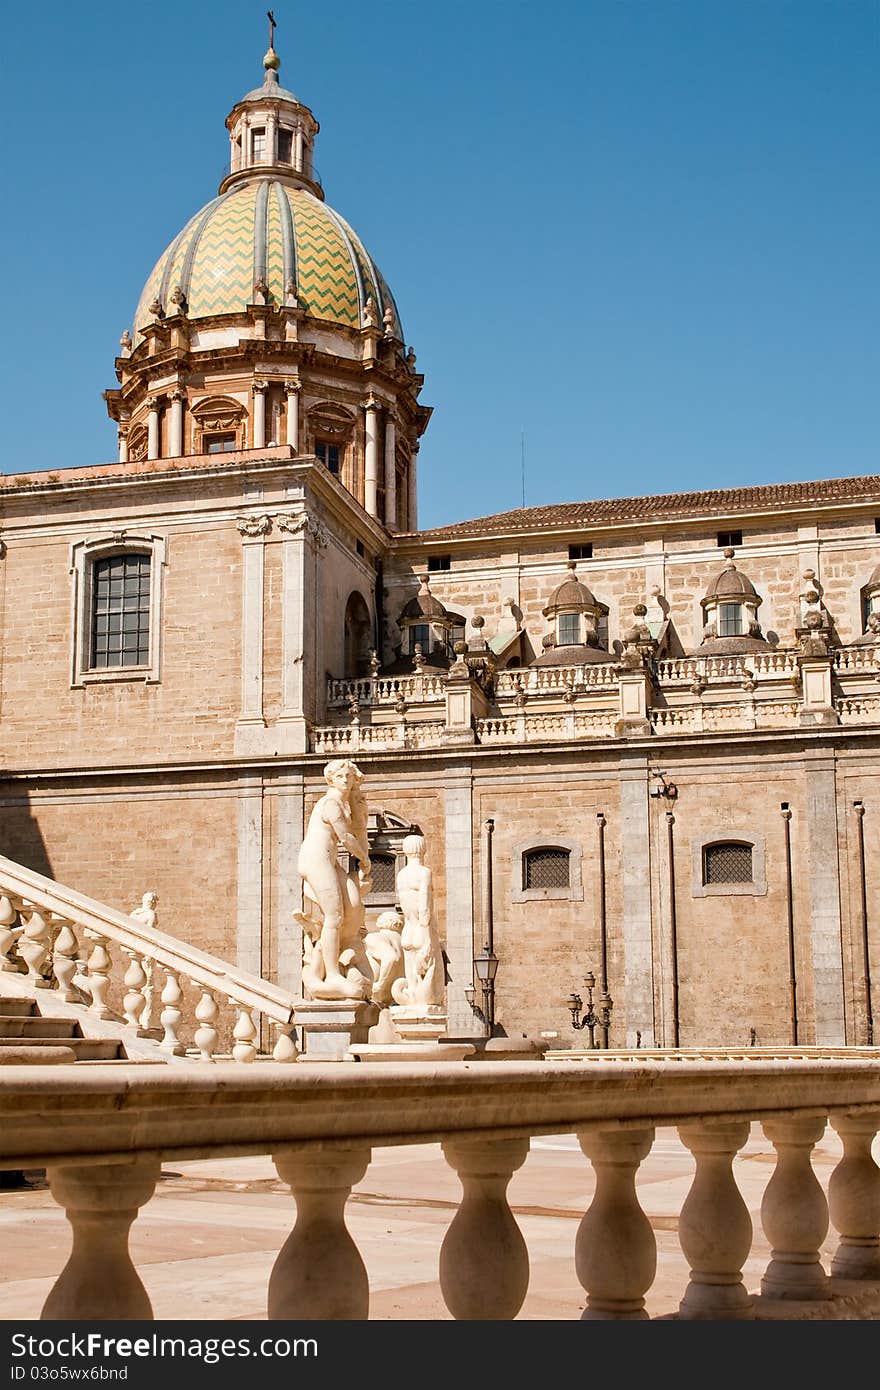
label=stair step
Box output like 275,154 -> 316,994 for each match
0,1018 -> 82,1039
0,1036 -> 124,1061
0,999 -> 38,1017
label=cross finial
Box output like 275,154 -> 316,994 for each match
268,10 -> 276,48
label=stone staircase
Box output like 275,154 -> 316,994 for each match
0,997 -> 124,1063
0,853 -> 300,1065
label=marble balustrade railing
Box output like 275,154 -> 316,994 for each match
0,1055 -> 878,1320
0,855 -> 297,1063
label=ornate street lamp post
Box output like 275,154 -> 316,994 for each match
567,971 -> 613,1048
471,943 -> 498,1037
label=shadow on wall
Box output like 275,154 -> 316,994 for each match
0,785 -> 54,879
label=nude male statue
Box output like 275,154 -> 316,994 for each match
392,834 -> 443,1007
295,759 -> 374,1000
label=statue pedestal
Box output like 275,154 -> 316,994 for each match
347,1006 -> 475,1062
389,1004 -> 447,1044
293,998 -> 378,1062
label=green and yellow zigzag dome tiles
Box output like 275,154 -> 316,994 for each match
133,179 -> 403,341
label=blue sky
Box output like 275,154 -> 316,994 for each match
1,1 -> 877,527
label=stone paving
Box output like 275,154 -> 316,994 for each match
1,1124 -> 878,1321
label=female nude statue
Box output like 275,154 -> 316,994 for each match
295,759 -> 374,1000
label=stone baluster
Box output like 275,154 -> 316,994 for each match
828,1110 -> 880,1280
0,895 -> 21,970
677,1121 -> 754,1319
272,1023 -> 299,1062
159,971 -> 185,1055
760,1116 -> 830,1300
84,933 -> 113,1018
193,990 -> 219,1062
19,908 -> 53,987
439,1137 -> 530,1320
51,921 -> 80,1002
122,952 -> 148,1028
233,1007 -> 258,1063
269,1148 -> 371,1319
576,1128 -> 656,1319
139,958 -> 155,1032
41,1158 -> 161,1320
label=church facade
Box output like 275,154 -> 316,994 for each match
1,42 -> 878,1049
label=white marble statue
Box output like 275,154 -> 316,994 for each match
391,835 -> 443,1007
295,759 -> 374,1000
364,910 -> 405,1005
130,892 -> 158,930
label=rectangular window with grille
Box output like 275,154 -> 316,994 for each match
717,529 -> 743,548
90,554 -> 151,669
277,129 -> 293,163
251,129 -> 266,161
369,854 -> 397,896
718,603 -> 744,637
410,623 -> 430,654
703,842 -> 753,885
523,848 -> 571,890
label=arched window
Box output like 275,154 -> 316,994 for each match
523,847 -> 571,891
344,592 -> 372,678
703,841 -> 753,886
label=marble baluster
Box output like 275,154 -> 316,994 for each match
51,921 -> 80,1002
760,1116 -> 830,1300
677,1121 -> 754,1319
272,1023 -> 299,1062
159,971 -> 185,1055
440,1137 -> 530,1320
269,1148 -> 371,1319
84,933 -> 113,1018
41,1158 -> 161,1320
0,895 -> 21,970
19,908 -> 53,988
193,990 -> 219,1061
577,1128 -> 656,1319
828,1110 -> 880,1280
232,1007 -> 258,1062
122,953 -> 148,1028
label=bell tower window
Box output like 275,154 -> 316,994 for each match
315,440 -> 341,476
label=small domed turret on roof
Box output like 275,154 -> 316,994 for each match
852,560 -> 880,646
532,562 -> 610,667
701,548 -> 761,604
695,548 -> 768,655
542,562 -> 603,618
398,575 -> 460,623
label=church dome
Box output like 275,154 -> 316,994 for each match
133,180 -> 402,341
